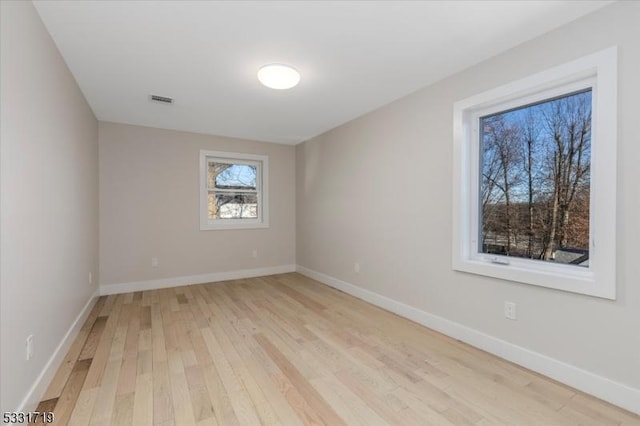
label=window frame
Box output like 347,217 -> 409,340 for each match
199,150 -> 269,230
452,47 -> 617,299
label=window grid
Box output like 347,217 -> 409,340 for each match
200,151 -> 269,230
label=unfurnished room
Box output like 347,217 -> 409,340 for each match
1,1 -> 639,424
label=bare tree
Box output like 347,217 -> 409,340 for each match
541,93 -> 591,259
481,115 -> 522,254
521,109 -> 541,258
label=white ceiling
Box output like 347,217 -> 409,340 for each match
33,1 -> 610,145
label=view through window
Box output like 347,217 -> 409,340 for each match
208,162 -> 259,219
480,89 -> 592,267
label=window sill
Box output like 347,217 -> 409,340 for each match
200,221 -> 269,231
453,257 -> 614,300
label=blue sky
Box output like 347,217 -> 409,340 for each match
215,164 -> 257,189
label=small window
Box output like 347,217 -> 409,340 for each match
200,150 -> 269,230
452,47 -> 617,299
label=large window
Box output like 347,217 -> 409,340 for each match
480,89 -> 592,265
200,150 -> 269,230
452,47 -> 617,299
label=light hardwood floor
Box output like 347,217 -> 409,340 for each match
35,273 -> 639,425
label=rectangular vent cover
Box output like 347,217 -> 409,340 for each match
150,94 -> 174,104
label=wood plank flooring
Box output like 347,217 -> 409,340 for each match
34,273 -> 640,425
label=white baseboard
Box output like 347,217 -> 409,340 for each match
16,289 -> 99,412
100,264 -> 297,296
296,265 -> 640,415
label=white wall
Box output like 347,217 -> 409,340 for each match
0,1 -> 99,412
99,122 -> 296,288
297,0 -> 640,405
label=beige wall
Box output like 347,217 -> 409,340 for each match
99,122 -> 296,287
0,1 -> 99,412
297,0 -> 640,393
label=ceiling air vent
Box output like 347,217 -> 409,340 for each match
149,94 -> 174,104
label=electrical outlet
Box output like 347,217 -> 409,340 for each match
252,249 -> 258,258
504,301 -> 517,320
151,257 -> 159,267
26,335 -> 33,360
354,263 -> 360,273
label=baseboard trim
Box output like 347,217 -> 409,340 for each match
296,265 -> 640,415
16,289 -> 99,412
100,264 -> 297,295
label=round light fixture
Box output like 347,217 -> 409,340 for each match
257,64 -> 300,90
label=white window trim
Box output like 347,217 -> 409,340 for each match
199,150 -> 269,230
452,47 -> 617,299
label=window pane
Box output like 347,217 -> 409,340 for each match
208,192 -> 258,219
479,89 -> 591,267
208,162 -> 257,190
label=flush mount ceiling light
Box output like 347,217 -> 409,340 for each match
257,64 -> 300,90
